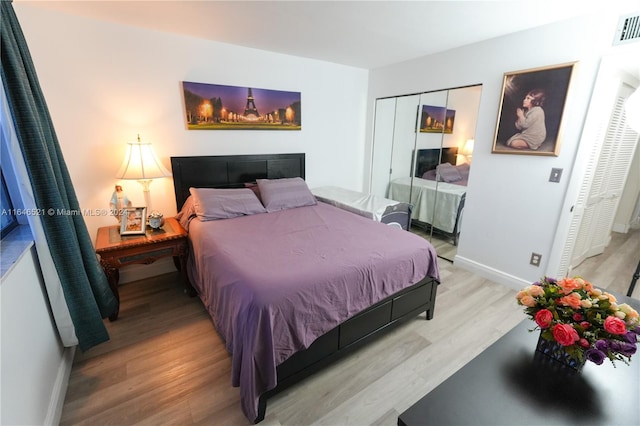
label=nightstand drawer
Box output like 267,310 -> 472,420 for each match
117,247 -> 176,265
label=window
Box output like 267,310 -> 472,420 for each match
0,168 -> 18,238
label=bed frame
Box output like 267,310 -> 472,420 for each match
170,153 -> 439,423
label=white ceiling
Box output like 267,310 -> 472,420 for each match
17,0 -> 640,69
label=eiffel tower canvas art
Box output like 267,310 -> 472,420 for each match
182,81 -> 301,130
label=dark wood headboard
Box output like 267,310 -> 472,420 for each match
413,147 -> 458,177
170,153 -> 306,211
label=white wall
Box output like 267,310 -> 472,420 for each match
14,4 -> 369,242
366,12 -> 633,289
1,246 -> 71,426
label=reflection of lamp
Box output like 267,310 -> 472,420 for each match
115,135 -> 171,211
459,138 -> 475,164
625,87 -> 640,133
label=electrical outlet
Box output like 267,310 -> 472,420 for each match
530,252 -> 542,267
549,168 -> 563,183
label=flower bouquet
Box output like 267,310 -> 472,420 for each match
516,276 -> 640,367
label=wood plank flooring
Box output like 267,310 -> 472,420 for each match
570,227 -> 640,298
61,229 -> 639,425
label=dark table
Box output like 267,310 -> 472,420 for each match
399,297 -> 640,426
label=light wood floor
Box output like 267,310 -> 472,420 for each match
61,229 -> 639,425
570,228 -> 640,298
410,225 -> 458,261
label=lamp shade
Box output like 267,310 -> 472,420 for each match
625,87 -> 640,133
460,138 -> 475,156
116,135 -> 171,180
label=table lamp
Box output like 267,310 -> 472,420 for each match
459,138 -> 474,164
115,134 -> 170,212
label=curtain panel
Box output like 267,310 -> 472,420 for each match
1,1 -> 118,351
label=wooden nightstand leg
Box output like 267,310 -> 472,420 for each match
174,246 -> 196,297
100,259 -> 121,321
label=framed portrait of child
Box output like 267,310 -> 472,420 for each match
492,62 -> 576,156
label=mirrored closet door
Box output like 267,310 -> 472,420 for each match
371,85 -> 482,261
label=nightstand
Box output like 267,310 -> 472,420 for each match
95,217 -> 192,321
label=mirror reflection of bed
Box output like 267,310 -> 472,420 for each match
389,147 -> 469,257
370,84 -> 482,262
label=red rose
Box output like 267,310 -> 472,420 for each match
552,323 -> 579,346
535,309 -> 553,329
604,316 -> 627,335
580,321 -> 591,329
573,313 -> 583,321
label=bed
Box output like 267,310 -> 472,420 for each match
171,153 -> 440,423
388,148 -> 468,245
311,185 -> 413,230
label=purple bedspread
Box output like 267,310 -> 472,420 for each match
187,202 -> 439,421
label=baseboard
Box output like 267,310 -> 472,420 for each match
118,257 -> 178,284
45,345 -> 75,426
453,255 -> 530,292
612,222 -> 630,233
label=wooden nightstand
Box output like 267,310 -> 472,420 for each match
95,217 -> 192,321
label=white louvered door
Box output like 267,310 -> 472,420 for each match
568,82 -> 639,272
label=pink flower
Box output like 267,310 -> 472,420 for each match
604,316 -> 627,335
553,323 -> 579,346
558,293 -> 582,309
528,285 -> 544,297
580,321 -> 591,329
558,277 -> 582,294
535,309 -> 553,329
578,338 -> 590,348
573,313 -> 583,321
583,281 -> 594,293
519,295 -> 536,307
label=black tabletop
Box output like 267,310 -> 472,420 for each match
399,297 -> 640,426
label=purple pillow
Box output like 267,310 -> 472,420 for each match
436,163 -> 462,183
422,169 -> 437,180
456,163 -> 470,180
176,195 -> 197,230
257,177 -> 317,212
244,182 -> 262,202
189,187 -> 266,220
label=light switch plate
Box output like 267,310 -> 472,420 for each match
549,168 -> 563,183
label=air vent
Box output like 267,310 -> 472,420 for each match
614,13 -> 640,45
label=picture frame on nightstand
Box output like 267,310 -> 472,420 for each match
120,206 -> 147,235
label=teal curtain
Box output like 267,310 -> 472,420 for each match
1,1 -> 118,351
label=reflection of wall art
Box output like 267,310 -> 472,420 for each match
492,62 -> 575,156
182,81 -> 301,130
420,105 -> 455,134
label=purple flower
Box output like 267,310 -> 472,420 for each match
595,339 -> 609,352
623,331 -> 638,344
618,342 -> 637,357
585,348 -> 606,365
609,341 -> 623,352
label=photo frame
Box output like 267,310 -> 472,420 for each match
182,81 -> 301,130
120,207 -> 147,235
492,62 -> 576,156
420,105 -> 455,134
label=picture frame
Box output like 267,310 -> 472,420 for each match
492,62 -> 576,156
182,81 -> 301,130
120,206 -> 147,235
420,105 -> 455,134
